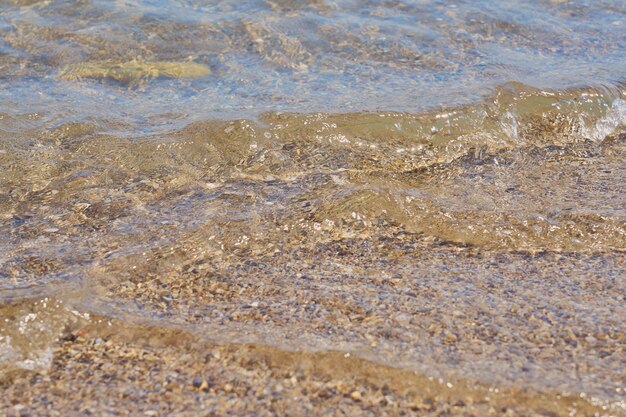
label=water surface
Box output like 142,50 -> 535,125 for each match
0,1 -> 625,415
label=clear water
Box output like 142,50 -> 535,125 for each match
0,1 -> 625,415
0,0 -> 624,131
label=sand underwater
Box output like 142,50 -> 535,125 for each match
0,0 -> 625,416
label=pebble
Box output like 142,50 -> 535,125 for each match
350,391 -> 362,401
199,380 -> 209,392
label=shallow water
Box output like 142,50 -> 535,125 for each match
1,0 -> 625,415
1,0 -> 624,131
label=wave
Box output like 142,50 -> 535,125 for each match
1,83 -> 624,258
1,82 -> 625,413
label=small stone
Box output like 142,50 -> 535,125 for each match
411,400 -> 426,411
199,380 -> 209,391
223,383 -> 233,393
350,391 -> 362,401
454,399 -> 466,407
317,389 -> 331,398
444,331 -> 458,343
192,376 -> 202,388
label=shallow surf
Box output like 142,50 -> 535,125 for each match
1,1 -> 625,415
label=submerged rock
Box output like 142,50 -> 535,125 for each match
60,60 -> 211,85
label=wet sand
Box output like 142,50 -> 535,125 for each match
1,307 -> 619,417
